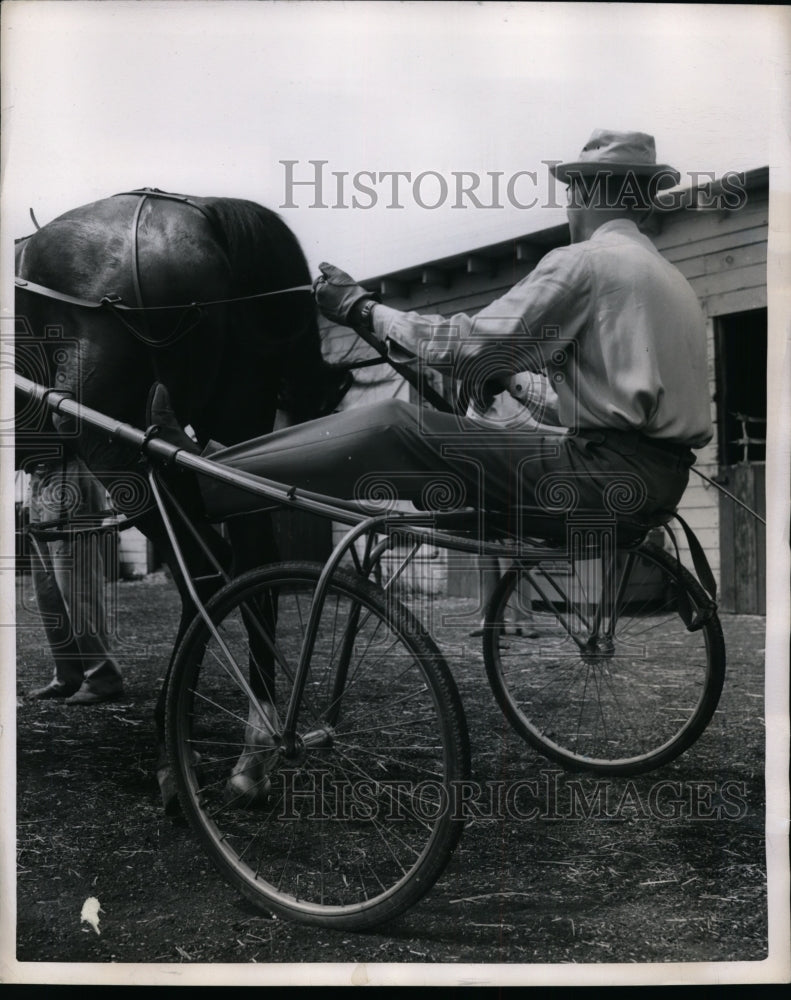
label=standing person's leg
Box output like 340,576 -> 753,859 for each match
28,535 -> 86,698
26,458 -> 123,704
26,461 -> 86,698
61,530 -> 124,704
59,459 -> 124,705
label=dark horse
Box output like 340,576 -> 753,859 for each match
15,188 -> 351,808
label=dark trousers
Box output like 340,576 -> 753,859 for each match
200,399 -> 695,529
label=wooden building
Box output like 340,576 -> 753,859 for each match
322,168 -> 769,614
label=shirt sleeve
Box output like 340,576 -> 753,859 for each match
371,243 -> 592,376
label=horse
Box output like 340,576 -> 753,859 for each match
14,188 -> 353,810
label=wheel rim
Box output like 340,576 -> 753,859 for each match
171,567 -> 464,920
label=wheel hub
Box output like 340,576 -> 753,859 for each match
580,635 -> 615,663
281,726 -> 335,764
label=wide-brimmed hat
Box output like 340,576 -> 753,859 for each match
550,129 -> 680,189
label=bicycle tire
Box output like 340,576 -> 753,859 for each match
166,560 -> 470,929
483,540 -> 725,775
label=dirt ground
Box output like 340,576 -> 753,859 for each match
11,569 -> 771,981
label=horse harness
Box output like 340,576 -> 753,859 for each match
14,188 -> 313,349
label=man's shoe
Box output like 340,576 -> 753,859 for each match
147,382 -> 199,453
65,681 -> 124,706
27,680 -> 78,700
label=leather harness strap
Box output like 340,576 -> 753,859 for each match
129,191 -> 151,342
14,277 -> 112,311
129,193 -> 149,311
115,187 -> 203,207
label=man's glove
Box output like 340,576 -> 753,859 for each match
313,262 -> 376,328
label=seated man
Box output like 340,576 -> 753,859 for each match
157,129 -> 713,808
196,129 -> 712,535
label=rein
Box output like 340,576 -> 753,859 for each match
690,466 -> 766,525
13,275 -> 314,313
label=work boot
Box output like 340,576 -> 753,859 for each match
64,659 -> 124,705
65,683 -> 124,706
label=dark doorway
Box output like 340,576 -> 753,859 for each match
716,308 -> 767,465
715,307 -> 767,614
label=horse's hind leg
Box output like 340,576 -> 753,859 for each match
222,513 -> 281,807
138,500 -> 232,816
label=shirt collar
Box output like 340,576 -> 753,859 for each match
590,218 -> 643,240
588,217 -> 658,253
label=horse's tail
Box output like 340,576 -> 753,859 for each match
195,197 -> 353,422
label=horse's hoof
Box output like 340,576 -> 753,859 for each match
157,767 -> 182,818
224,771 -> 273,810
157,751 -> 202,819
223,702 -> 278,809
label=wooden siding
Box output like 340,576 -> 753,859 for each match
655,195 -> 768,318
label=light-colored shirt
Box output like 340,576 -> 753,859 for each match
373,219 -> 713,447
